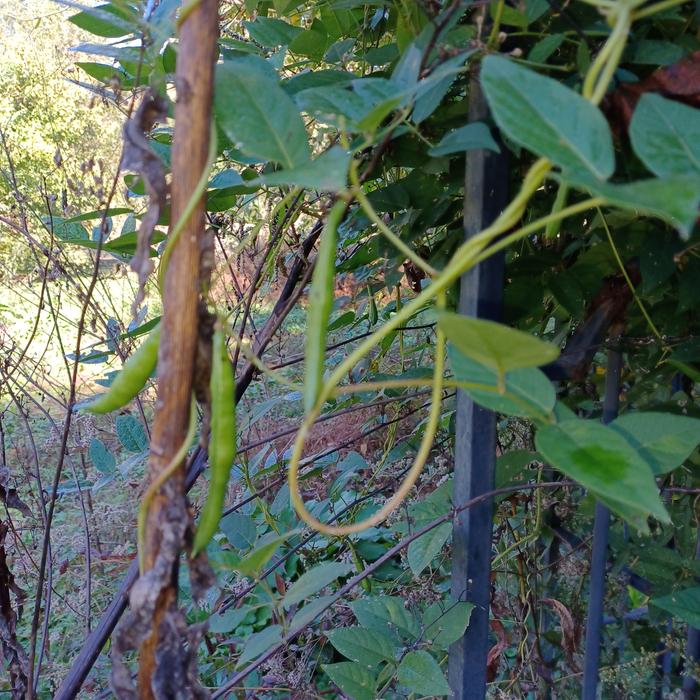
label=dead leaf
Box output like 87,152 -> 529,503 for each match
542,597 -> 580,673
120,89 -> 169,317
605,51 -> 700,134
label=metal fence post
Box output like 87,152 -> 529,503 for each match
582,348 -> 622,699
448,68 -> 509,700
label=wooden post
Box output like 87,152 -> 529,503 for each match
448,68 -> 508,700
137,2 -> 219,696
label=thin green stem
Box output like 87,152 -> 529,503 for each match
632,0 -> 687,19
598,207 -> 664,344
350,162 -> 437,277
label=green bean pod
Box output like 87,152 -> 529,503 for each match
192,326 -> 236,557
84,326 -> 161,414
304,200 -> 344,413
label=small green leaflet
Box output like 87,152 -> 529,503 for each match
208,605 -> 252,634
428,122 -> 500,157
630,94 -> 700,178
652,587 -> 700,628
214,57 -> 310,169
219,530 -> 296,577
326,626 -> 397,666
323,662 -> 376,700
350,596 -> 420,639
397,650 -> 451,696
407,522 -> 451,576
480,56 -> 615,179
422,601 -> 474,649
236,625 -> 282,667
535,420 -> 669,530
243,17 -> 302,47
609,412 -> 700,475
282,561 -> 352,609
88,438 -> 116,474
115,415 -> 148,452
68,3 -> 136,38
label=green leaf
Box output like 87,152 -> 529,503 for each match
88,438 -> 116,474
289,20 -> 329,59
350,596 -> 420,639
652,587 -> 700,627
45,216 -> 88,242
215,57 -> 310,169
115,415 -> 148,452
76,62 -> 130,84
252,146 -> 350,192
397,650 -> 451,696
407,522 -> 451,576
220,512 -> 257,549
439,311 -> 559,373
564,175 -> 700,238
326,626 -> 398,666
289,595 -> 337,633
422,601 -> 474,649
244,17 -> 303,47
323,662 -> 377,700
208,605 -> 252,634
282,561 -> 352,609
68,3 -> 135,38
234,531 -> 295,577
449,345 -> 555,418
428,123 -> 500,157
481,56 -> 615,179
496,449 -> 539,489
610,412 -> 700,475
535,420 -> 669,529
627,40 -> 685,66
237,625 -> 282,666
630,94 -> 700,178
412,51 -> 476,124
528,33 -> 565,63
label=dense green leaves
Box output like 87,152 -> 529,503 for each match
215,58 -> 310,169
481,56 -> 615,179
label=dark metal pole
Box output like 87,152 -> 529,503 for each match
448,68 -> 508,700
582,348 -> 622,699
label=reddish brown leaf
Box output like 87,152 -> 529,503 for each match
486,619 -> 509,682
542,597 -> 580,673
605,51 -> 700,134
